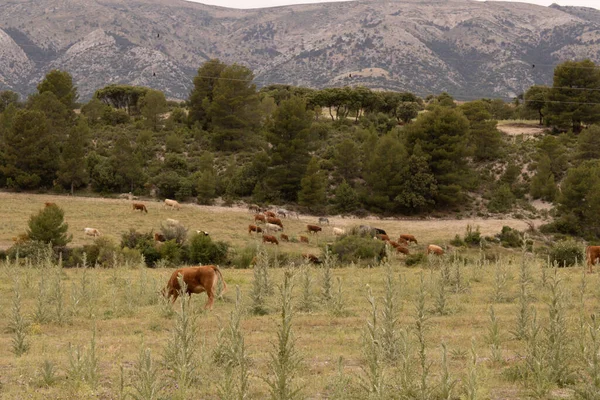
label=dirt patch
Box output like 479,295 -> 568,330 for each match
497,123 -> 546,137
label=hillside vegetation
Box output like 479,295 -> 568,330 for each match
1,59 -> 600,243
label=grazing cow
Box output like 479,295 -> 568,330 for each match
376,234 -> 390,241
307,224 -> 322,234
163,265 -> 227,309
267,217 -> 284,229
397,237 -> 409,246
262,234 -> 279,245
265,211 -> 276,218
387,241 -> 400,249
399,234 -> 418,244
248,224 -> 263,234
318,217 -> 330,225
373,228 -> 387,236
265,223 -> 283,232
300,235 -> 309,243
396,246 -> 410,255
302,253 -> 322,264
586,246 -> 600,273
84,228 -> 100,237
164,198 -> 181,210
280,234 -> 289,242
154,232 -> 166,242
166,218 -> 180,226
333,227 -> 346,236
427,244 -> 445,256
248,204 -> 260,213
254,214 -> 266,223
132,202 -> 148,213
196,230 -> 210,236
44,202 -> 56,207
277,209 -> 288,218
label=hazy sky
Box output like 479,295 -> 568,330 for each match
187,0 -> 599,10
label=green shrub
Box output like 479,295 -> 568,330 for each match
487,184 -> 515,213
548,240 -> 585,268
463,225 -> 482,246
6,241 -> 54,264
26,204 -> 72,246
330,235 -> 386,264
450,234 -> 465,247
83,237 -> 118,267
497,226 -> 524,248
405,252 -> 426,267
186,234 -> 228,265
159,240 -> 183,266
230,246 -> 258,269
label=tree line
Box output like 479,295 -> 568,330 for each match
1,60 -> 600,236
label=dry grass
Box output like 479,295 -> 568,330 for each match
0,192 -> 594,399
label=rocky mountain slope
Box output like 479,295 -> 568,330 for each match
0,0 -> 599,100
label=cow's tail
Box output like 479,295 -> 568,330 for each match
213,265 -> 227,296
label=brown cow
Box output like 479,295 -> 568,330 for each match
163,265 -> 227,309
387,240 -> 400,249
248,204 -> 260,213
267,217 -> 284,229
307,224 -> 322,234
254,214 -> 266,223
248,224 -> 263,234
262,234 -> 279,245
44,202 -> 56,207
396,246 -> 410,255
397,237 -> 409,246
154,232 -> 166,242
399,234 -> 418,244
302,253 -> 322,264
132,202 -> 148,213
376,234 -> 390,241
427,244 -> 444,256
300,235 -> 309,243
265,211 -> 276,218
280,234 -> 289,242
586,246 -> 600,273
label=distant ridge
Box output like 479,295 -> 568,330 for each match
0,0 -> 598,100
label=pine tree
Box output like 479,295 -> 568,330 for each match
298,157 -> 326,211
265,96 -> 313,202
208,64 -> 260,151
333,180 -> 359,214
37,69 -> 78,109
333,138 -> 361,182
139,89 -> 167,131
58,118 -> 89,194
1,109 -> 59,189
530,154 -> 557,201
188,59 -> 227,127
27,204 -> 72,246
395,144 -> 437,212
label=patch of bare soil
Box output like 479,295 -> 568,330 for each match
497,124 -> 546,136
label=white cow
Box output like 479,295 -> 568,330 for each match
265,223 -> 282,232
164,199 -> 181,210
333,227 -> 346,236
84,228 -> 100,237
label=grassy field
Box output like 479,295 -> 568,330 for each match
0,192 -> 597,399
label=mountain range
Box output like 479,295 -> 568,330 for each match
0,0 -> 599,101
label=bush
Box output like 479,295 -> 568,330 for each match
497,226 -> 524,248
487,184 -> 516,213
160,222 -> 188,245
26,204 -> 72,246
463,225 -> 482,246
230,246 -> 258,269
450,234 -> 465,247
82,237 -> 119,267
6,241 -> 54,264
186,233 -> 229,265
330,234 -> 386,264
548,240 -> 585,268
158,240 -> 183,266
405,252 -> 426,267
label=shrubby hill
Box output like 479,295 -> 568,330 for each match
1,58 -> 600,239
